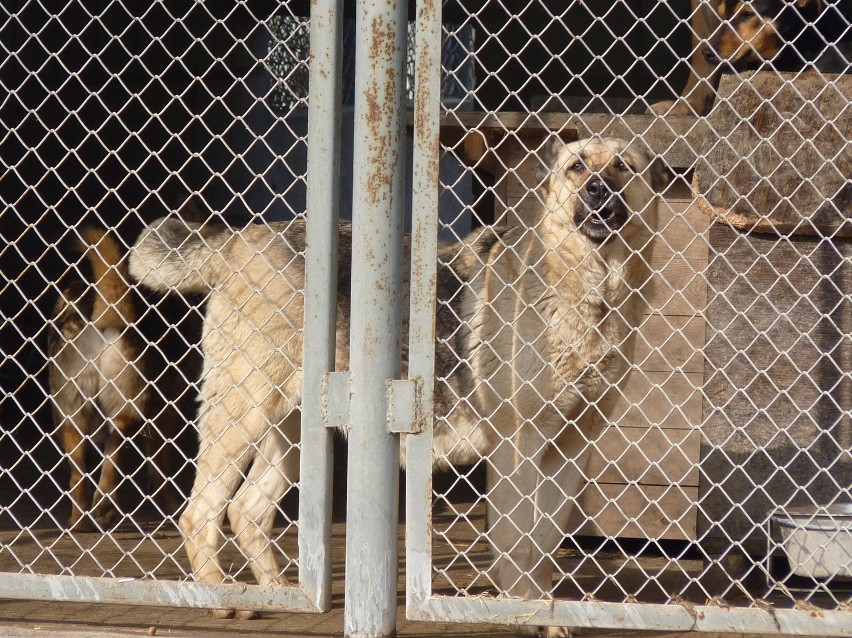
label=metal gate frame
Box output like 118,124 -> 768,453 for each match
0,0 -> 344,617
400,2 -> 852,637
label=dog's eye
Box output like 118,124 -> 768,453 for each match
737,8 -> 754,19
615,159 -> 630,172
569,160 -> 584,173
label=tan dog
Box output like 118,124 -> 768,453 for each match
130,137 -> 667,637
49,228 -> 149,530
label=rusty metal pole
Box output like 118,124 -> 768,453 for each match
345,0 -> 407,636
301,0 -> 344,614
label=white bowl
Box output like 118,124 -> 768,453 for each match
772,504 -> 852,580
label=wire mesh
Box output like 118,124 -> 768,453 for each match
0,0 -> 850,634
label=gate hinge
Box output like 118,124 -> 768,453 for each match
321,371 -> 351,430
321,373 -> 427,434
386,377 -> 426,434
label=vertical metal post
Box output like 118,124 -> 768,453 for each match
345,0 -> 408,635
406,0 -> 442,609
302,0 -> 343,613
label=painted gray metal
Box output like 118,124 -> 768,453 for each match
405,0 -> 442,613
300,0 -> 345,614
322,371 -> 352,430
386,378 -> 425,434
343,0 -> 408,634
409,595 -> 852,636
0,573 -> 319,613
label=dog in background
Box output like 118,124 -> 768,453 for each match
650,0 -> 850,115
130,138 -> 668,638
49,227 -> 182,531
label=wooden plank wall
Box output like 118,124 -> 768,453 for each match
492,141 -> 710,540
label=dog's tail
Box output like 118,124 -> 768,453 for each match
79,227 -> 136,330
128,217 -> 230,295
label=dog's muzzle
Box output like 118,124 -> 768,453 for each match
575,178 -> 628,243
703,42 -> 756,73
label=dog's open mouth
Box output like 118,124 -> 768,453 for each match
574,201 -> 628,243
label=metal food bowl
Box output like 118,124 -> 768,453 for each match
771,504 -> 852,581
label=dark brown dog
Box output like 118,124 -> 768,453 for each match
650,0 -> 850,115
49,227 -> 182,530
705,0 -> 851,72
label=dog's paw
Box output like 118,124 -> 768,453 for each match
92,506 -> 119,530
536,626 -> 573,638
67,515 -> 95,533
210,609 -> 259,620
647,98 -> 698,116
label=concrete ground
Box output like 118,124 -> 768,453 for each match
0,518 -> 834,638
0,600 -> 833,638
0,471 -> 840,638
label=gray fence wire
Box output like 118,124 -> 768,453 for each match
0,0 -> 850,636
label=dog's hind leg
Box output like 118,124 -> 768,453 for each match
90,414 -> 136,528
228,411 -> 300,590
58,410 -> 94,531
179,404 -> 257,606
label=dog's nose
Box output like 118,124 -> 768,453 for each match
584,178 -> 612,208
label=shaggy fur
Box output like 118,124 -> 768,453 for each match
129,137 -> 668,637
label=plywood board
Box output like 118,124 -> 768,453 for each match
573,483 -> 698,541
700,224 -> 852,546
586,426 -> 700,486
694,72 -> 851,236
609,369 -> 703,431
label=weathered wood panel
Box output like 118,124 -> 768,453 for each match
573,484 -> 699,541
634,314 -> 705,374
610,370 -> 703,431
700,224 -> 852,548
586,426 -> 701,486
694,72 -> 852,235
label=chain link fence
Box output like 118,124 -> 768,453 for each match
1,0 -> 850,635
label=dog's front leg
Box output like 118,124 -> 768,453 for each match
485,423 -> 553,600
486,413 -> 604,638
487,426 -> 573,638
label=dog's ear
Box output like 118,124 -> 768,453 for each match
647,156 -> 671,194
536,135 -> 563,184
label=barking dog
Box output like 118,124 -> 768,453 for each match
49,227 -> 182,531
130,137 -> 667,636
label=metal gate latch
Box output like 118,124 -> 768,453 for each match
386,377 -> 426,434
